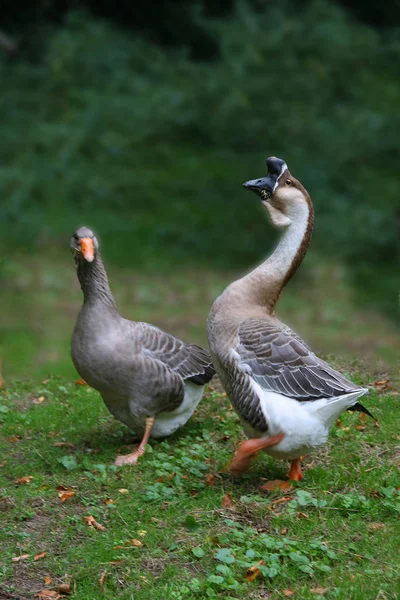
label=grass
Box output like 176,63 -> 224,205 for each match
0,367 -> 399,599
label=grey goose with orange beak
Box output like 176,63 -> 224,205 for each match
207,157 -> 373,489
70,226 -> 215,466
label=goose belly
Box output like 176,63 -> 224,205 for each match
245,388 -> 329,460
247,388 -> 366,460
151,383 -> 204,439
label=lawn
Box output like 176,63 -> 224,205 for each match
0,367 -> 399,600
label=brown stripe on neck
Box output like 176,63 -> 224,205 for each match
269,193 -> 314,314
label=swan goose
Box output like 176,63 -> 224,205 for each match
207,157 -> 372,489
70,226 -> 215,466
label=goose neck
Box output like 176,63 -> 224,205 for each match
76,253 -> 118,312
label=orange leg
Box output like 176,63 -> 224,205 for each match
115,417 -> 155,466
227,432 -> 285,476
288,457 -> 304,481
260,457 -> 304,492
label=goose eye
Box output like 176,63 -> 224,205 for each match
286,180 -> 292,186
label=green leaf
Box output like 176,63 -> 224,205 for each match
59,455 -> 78,470
192,546 -> 205,558
207,575 -> 224,585
215,548 -> 235,564
216,564 -> 231,575
0,405 -> 9,413
185,515 -> 200,532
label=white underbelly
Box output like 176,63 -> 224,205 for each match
243,383 -> 365,460
151,382 -> 205,438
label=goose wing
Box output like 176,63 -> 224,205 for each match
137,322 -> 215,385
236,318 -> 364,401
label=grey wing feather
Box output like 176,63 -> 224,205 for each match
137,323 -> 215,386
237,319 -> 363,401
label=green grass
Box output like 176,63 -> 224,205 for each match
0,370 -> 399,599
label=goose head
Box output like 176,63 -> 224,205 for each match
243,157 -> 310,228
70,226 -> 99,263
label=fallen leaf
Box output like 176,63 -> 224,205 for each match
340,426 -> 350,432
57,584 -> 71,594
368,522 -> 385,531
34,552 -> 47,561
118,488 -> 129,494
8,435 -> 23,443
206,474 -> 216,486
58,490 -> 75,502
99,570 -> 107,590
103,497 -> 114,505
33,396 -> 45,404
310,588 -> 328,595
41,378 -> 51,384
282,591 -> 294,597
53,442 -> 76,449
75,379 -> 87,386
44,577 -> 53,586
114,538 -> 143,549
12,554 -> 30,562
245,560 -> 265,582
222,492 -> 234,508
14,476 -> 33,485
84,515 -> 106,531
271,496 -> 292,508
281,527 -> 289,535
297,512 -> 309,520
373,379 -> 391,391
137,530 -> 147,537
35,591 -> 60,599
355,425 -> 366,431
360,413 -> 367,423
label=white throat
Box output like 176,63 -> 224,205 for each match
226,199 -> 311,312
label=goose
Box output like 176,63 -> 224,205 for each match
70,226 -> 215,466
207,157 -> 372,489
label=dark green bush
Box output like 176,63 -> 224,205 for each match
0,1 -> 399,313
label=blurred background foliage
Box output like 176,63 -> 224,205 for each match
0,0 -> 399,377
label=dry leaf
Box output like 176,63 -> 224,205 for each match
12,553 -> 30,562
137,530 -> 147,537
8,435 -> 23,443
14,476 -> 33,485
103,497 -> 114,505
84,515 -> 106,531
297,512 -> 309,520
355,425 -> 366,431
75,379 -> 87,386
114,538 -> 143,549
34,552 -> 47,561
373,379 -> 391,391
43,577 -> 53,586
368,522 -> 385,531
99,570 -> 107,590
36,591 -> 60,599
53,442 -> 75,449
271,496 -> 292,508
205,474 -> 216,486
58,490 -> 75,502
245,560 -> 265,582
282,591 -> 295,597
41,378 -> 51,384
281,527 -> 289,535
310,588 -> 328,595
118,488 -> 129,494
33,396 -> 45,404
57,584 -> 71,594
222,492 -> 234,508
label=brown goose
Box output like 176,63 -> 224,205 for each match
207,157 -> 372,489
70,226 -> 215,466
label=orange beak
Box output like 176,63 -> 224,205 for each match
79,238 -> 95,262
